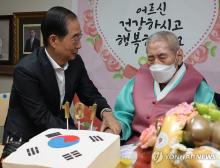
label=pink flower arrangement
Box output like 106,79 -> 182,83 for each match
94,35 -> 103,53
83,9 -> 98,37
83,9 -> 123,75
101,49 -> 121,72
166,102 -> 198,126
209,10 -> 220,43
139,125 -> 157,149
209,23 -> 220,43
139,103 -> 198,149
123,64 -> 138,79
186,10 -> 220,65
186,45 -> 208,65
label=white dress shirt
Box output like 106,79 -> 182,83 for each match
45,49 -> 69,108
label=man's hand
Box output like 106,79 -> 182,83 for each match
100,111 -> 121,135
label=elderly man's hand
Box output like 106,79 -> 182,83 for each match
100,111 -> 121,135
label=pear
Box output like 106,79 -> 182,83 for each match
186,115 -> 211,142
211,121 -> 220,149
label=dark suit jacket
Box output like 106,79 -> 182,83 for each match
24,38 -> 40,52
3,47 -> 110,143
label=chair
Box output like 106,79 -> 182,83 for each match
0,93 -> 10,157
214,92 -> 220,108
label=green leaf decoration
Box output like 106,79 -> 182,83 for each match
95,34 -> 101,40
81,122 -> 90,129
210,46 -> 217,57
113,73 -> 123,79
118,67 -> 124,75
138,56 -> 148,65
86,37 -> 94,45
204,41 -> 212,48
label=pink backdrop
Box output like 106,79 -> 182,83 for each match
77,0 -> 220,108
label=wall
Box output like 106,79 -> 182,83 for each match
0,0 -> 77,15
0,0 -> 77,93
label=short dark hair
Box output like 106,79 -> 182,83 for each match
41,6 -> 77,46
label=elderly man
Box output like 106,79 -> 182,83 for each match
113,31 -> 215,144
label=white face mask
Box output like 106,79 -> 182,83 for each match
149,63 -> 176,83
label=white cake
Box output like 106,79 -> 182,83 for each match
2,128 -> 120,168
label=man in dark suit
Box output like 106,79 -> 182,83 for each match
1,6 -> 120,160
24,29 -> 40,52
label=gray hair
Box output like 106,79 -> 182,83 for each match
146,31 -> 180,54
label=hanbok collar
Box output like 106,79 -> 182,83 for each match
154,63 -> 186,101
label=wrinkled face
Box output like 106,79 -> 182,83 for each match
147,40 -> 182,67
53,19 -> 82,62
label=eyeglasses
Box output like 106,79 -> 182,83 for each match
72,33 -> 83,44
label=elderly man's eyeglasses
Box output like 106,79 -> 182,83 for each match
72,33 -> 83,44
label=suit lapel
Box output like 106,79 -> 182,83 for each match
63,66 -> 74,105
39,48 -> 61,110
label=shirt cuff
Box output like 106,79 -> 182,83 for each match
100,108 -> 112,119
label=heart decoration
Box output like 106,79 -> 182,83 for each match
93,0 -> 218,68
